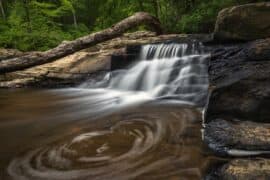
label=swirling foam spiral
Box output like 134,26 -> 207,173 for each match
8,109 -> 203,180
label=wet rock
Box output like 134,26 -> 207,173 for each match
204,119 -> 270,155
207,38 -> 270,122
214,2 -> 270,41
208,159 -> 270,180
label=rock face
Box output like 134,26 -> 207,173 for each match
214,2 -> 270,41
207,38 -> 270,123
205,38 -> 270,152
206,12 -> 270,178
203,38 -> 270,179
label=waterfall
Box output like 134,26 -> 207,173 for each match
76,42 -> 209,116
105,42 -> 209,105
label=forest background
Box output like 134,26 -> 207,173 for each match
0,0 -> 265,51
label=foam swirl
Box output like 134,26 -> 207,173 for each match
7,108 -> 207,180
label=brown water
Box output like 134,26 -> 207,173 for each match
0,89 -> 220,180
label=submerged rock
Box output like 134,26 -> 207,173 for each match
214,2 -> 270,41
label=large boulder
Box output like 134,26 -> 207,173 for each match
214,2 -> 270,41
207,38 -> 270,122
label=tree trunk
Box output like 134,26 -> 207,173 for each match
0,12 -> 163,74
0,0 -> 6,20
72,11 -> 78,28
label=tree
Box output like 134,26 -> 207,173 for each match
0,0 -> 267,51
71,1 -> 77,28
0,0 -> 5,20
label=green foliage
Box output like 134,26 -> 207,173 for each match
33,0 -> 75,17
175,0 -> 236,33
0,0 -> 89,51
0,0 -> 266,51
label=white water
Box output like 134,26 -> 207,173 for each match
78,42 -> 209,113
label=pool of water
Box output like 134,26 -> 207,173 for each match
0,89 -> 221,180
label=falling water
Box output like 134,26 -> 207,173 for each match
2,41 -> 215,180
110,43 -> 208,100
80,42 -> 209,109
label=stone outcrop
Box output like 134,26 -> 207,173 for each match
214,2 -> 270,41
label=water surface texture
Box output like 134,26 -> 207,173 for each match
0,42 -> 217,180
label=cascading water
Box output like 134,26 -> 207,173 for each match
3,41 -> 214,180
107,43 -> 208,103
77,42 -> 209,113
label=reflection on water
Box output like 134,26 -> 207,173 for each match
0,90 -> 218,180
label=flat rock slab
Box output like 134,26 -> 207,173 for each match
204,119 -> 270,156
